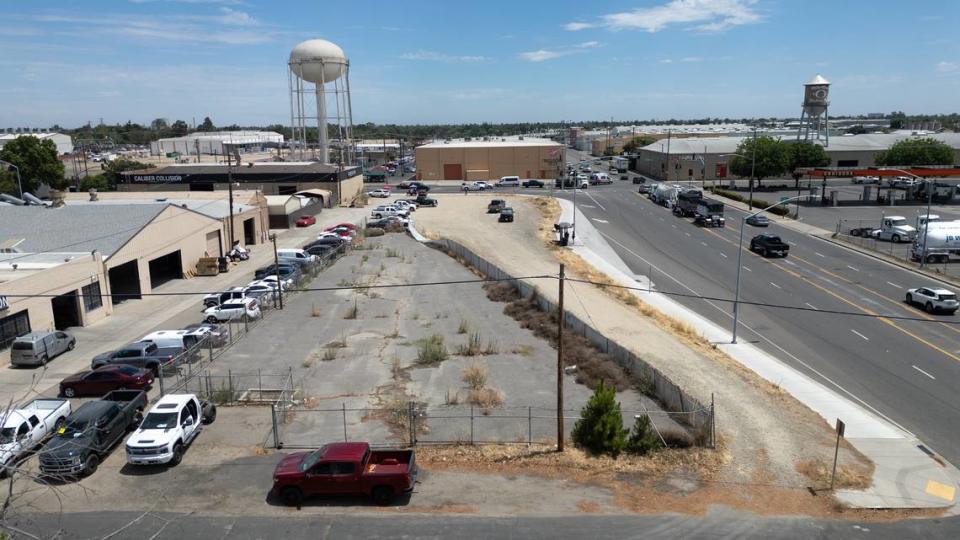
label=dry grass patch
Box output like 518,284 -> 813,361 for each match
461,364 -> 488,391
796,459 -> 873,491
467,388 -> 504,412
576,500 -> 601,513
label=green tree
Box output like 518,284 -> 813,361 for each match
102,158 -> 153,185
170,120 -> 190,137
875,138 -> 955,167
625,415 -> 661,455
571,380 -> 628,457
0,170 -> 17,196
0,135 -> 67,192
846,125 -> 867,135
788,141 -> 831,187
622,135 -> 658,153
199,116 -> 216,132
79,174 -> 109,191
728,136 -> 790,186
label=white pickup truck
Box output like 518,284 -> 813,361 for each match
0,399 -> 71,476
125,394 -> 217,466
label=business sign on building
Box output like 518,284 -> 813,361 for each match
131,175 -> 184,183
715,163 -> 728,178
0,296 -> 8,312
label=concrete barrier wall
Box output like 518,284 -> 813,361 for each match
427,238 -> 715,446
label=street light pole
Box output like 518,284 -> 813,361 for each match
0,160 -> 23,199
749,127 -> 757,211
732,192 -> 816,344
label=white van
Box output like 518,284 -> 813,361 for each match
276,248 -> 317,263
139,330 -> 204,351
497,176 -> 520,187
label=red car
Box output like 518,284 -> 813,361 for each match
324,222 -> 357,232
296,216 -> 317,227
60,365 -> 154,398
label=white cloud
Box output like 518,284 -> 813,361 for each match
659,58 -> 673,64
936,61 -> 958,73
566,0 -> 762,33
130,0 -> 246,4
518,41 -> 601,62
680,56 -> 704,62
217,7 -> 258,26
31,11 -> 273,45
399,50 -> 488,62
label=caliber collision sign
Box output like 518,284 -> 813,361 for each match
131,175 -> 184,183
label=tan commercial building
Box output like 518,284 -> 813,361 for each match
0,202 -> 227,348
415,139 -> 565,181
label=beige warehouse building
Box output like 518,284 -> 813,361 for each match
415,139 -> 565,181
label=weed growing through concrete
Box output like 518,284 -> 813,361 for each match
415,334 -> 448,365
510,344 -> 534,356
385,247 -> 401,258
457,332 -> 483,356
457,319 -> 470,334
344,298 -> 359,319
311,303 -> 322,317
392,354 -> 402,379
462,364 -> 488,391
445,389 -> 460,405
361,255 -> 369,264
323,348 -> 338,361
467,388 -> 504,414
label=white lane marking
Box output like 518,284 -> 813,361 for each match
596,229 -> 915,437
770,282 -> 782,289
742,266 -> 752,272
720,252 -> 728,258
846,265 -> 860,272
591,218 -> 609,223
788,241 -> 797,246
815,252 -> 825,258
685,232 -> 691,237
887,281 -> 902,289
659,217 -> 665,221
784,259 -> 797,266
583,190 -> 607,211
579,204 -> 596,209
912,365 -> 936,380
672,224 -> 677,228
851,329 -> 870,341
805,302 -> 818,310
701,241 -> 708,247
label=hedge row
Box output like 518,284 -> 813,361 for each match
707,188 -> 791,216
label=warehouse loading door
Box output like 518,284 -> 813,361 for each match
244,218 -> 255,245
51,291 -> 81,330
148,251 -> 183,289
108,260 -> 142,304
442,164 -> 463,180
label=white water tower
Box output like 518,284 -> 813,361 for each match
796,74 -> 831,146
288,39 -> 354,164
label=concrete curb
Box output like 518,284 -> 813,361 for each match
557,196 -> 958,510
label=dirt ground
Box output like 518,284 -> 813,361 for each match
412,193 -> 883,516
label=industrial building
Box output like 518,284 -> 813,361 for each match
149,131 -> 284,157
116,161 -> 363,205
415,139 -> 564,181
0,203 -> 224,346
633,132 -> 960,183
0,132 -> 74,155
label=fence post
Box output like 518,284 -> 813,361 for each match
258,368 -> 263,396
470,405 -> 475,445
342,402 -> 348,442
244,311 -> 249,334
228,369 -> 234,403
157,363 -> 165,396
208,337 -> 214,363
271,403 -> 280,448
711,392 -> 716,449
528,406 -> 532,445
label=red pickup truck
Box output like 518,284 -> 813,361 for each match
272,442 -> 417,506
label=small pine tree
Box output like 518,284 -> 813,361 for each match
626,414 -> 661,456
571,380 -> 628,457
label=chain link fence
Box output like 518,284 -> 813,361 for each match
269,403 -> 709,450
834,218 -> 960,279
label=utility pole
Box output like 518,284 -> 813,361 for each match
226,144 -> 236,248
921,177 -> 934,268
271,234 -> 284,309
749,127 -> 757,210
557,263 -> 565,452
665,129 -> 672,183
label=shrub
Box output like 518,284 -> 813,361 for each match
457,331 -> 483,356
416,334 -> 448,365
467,388 -> 504,411
625,414 -> 662,455
462,364 -> 488,391
707,188 -> 790,216
344,298 -> 359,319
571,380 -> 628,457
457,319 -> 470,334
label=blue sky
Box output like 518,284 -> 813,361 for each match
2,0 -> 958,127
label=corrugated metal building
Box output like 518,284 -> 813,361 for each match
415,139 -> 564,181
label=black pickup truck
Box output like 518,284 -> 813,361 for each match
750,234 -> 790,258
39,390 -> 147,478
91,342 -> 179,375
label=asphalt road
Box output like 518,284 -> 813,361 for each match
545,177 -> 960,465
13,510 -> 960,540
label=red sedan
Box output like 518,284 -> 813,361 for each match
60,365 -> 154,398
296,215 -> 317,227
325,222 -> 357,232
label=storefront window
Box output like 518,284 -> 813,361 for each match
0,310 -> 31,351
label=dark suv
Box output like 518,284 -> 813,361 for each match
487,199 -> 506,213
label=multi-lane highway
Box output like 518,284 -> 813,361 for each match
548,178 -> 960,465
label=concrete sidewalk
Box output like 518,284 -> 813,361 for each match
557,197 -> 959,510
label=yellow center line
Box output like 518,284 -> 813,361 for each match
697,227 -> 960,363
789,253 -> 960,337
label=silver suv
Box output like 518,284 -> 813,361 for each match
906,287 -> 959,314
